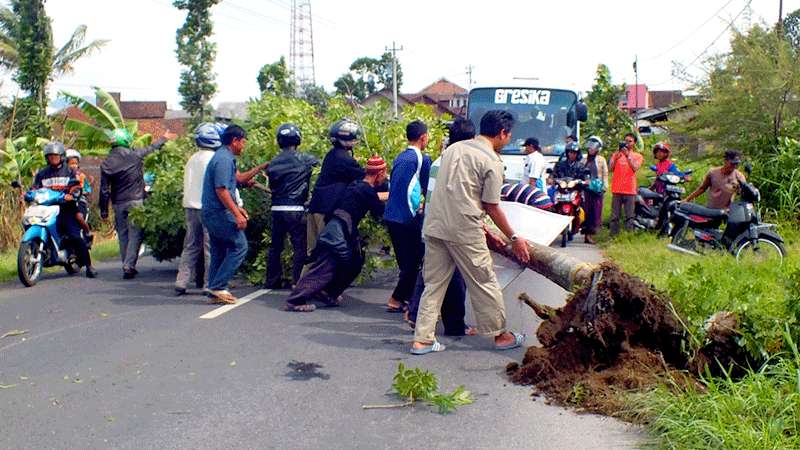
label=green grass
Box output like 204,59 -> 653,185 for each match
0,238 -> 119,284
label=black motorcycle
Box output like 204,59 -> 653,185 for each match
633,169 -> 693,236
667,179 -> 785,264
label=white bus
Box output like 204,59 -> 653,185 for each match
467,86 -> 588,182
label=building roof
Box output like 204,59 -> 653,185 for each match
649,90 -> 684,109
119,101 -> 167,119
418,78 -> 467,97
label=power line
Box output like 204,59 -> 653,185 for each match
643,0 -> 737,61
684,0 -> 752,70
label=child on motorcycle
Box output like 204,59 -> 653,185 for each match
65,149 -> 93,247
650,142 -> 687,194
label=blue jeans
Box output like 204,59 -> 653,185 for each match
202,210 -> 248,291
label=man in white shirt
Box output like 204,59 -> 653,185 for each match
523,137 -> 546,191
175,123 -> 224,295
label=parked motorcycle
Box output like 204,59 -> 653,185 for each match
552,177 -> 585,247
14,183 -> 83,286
667,179 -> 785,264
633,169 -> 693,236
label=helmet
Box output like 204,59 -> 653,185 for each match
586,135 -> 603,151
329,119 -> 360,148
653,141 -> 671,157
276,123 -> 302,148
65,149 -> 81,162
106,128 -> 134,148
195,122 -> 226,149
43,141 -> 66,157
565,142 -> 580,153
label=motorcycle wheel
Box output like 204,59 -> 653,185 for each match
17,240 -> 43,287
735,237 -> 786,265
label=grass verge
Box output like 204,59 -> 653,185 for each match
0,238 -> 119,284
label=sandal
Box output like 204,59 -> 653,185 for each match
494,332 -> 526,351
286,303 -> 316,312
317,292 -> 343,307
403,310 -> 415,330
410,341 -> 446,355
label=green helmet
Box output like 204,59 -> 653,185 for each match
106,128 -> 134,148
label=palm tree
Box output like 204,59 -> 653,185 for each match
60,87 -> 152,152
0,5 -> 108,80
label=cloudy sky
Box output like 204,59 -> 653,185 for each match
2,0 -> 797,109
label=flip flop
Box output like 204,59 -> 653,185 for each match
286,303 -> 316,312
410,341 -> 446,355
494,332 -> 526,351
385,304 -> 405,313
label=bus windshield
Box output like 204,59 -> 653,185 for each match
467,88 -> 579,156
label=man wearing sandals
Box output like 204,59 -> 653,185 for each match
285,155 -> 388,312
411,110 -> 531,355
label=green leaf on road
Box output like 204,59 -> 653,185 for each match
229,360 -> 237,368
0,384 -> 18,389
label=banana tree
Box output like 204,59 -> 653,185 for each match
60,87 -> 152,152
0,135 -> 48,185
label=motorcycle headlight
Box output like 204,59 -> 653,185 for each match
666,174 -> 680,184
567,180 -> 578,188
559,180 -> 567,189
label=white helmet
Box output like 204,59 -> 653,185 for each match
586,135 -> 604,151
65,148 -> 82,162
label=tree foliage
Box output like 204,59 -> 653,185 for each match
257,56 -> 296,97
582,64 -> 633,146
783,8 -> 800,51
174,0 -> 219,122
675,25 -> 800,150
334,52 -> 402,102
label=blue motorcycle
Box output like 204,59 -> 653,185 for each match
16,186 -> 82,286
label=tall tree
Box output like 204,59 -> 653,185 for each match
257,56 -> 296,97
0,2 -> 107,136
582,64 -> 633,145
174,0 -> 220,122
783,8 -> 800,52
333,52 -> 402,101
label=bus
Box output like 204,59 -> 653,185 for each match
467,86 -> 588,182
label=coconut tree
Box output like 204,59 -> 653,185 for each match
60,87 -> 151,152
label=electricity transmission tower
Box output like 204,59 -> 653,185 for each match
289,0 -> 316,87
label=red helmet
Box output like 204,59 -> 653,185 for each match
653,141 -> 671,157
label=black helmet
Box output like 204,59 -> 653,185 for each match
43,141 -> 66,157
276,123 -> 302,148
329,119 -> 360,149
565,142 -> 580,153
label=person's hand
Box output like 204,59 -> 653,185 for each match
260,162 -> 269,171
235,212 -> 248,230
239,207 -> 249,220
484,229 -> 506,249
242,178 -> 255,188
377,191 -> 389,202
512,237 -> 530,264
163,130 -> 178,140
64,194 -> 74,202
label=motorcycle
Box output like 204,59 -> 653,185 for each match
633,169 -> 693,236
667,179 -> 786,264
14,183 -> 84,287
552,177 -> 586,247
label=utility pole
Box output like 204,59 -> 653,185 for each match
386,41 -> 403,118
633,55 -> 639,115
466,64 -> 474,89
778,0 -> 784,35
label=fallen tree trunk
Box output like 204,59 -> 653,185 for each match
485,235 -> 597,291
485,229 -> 750,414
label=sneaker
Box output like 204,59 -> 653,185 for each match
123,270 -> 136,280
85,267 -> 98,278
174,287 -> 187,296
207,290 -> 237,304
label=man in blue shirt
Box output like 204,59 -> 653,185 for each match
201,125 -> 267,304
384,120 -> 432,313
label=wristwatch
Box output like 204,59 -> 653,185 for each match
510,233 -> 519,242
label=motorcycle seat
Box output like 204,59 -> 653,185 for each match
677,202 -> 727,219
638,187 -> 661,200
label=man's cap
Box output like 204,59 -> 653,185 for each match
366,154 -> 387,173
523,137 -> 540,149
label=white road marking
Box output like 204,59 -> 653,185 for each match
199,289 -> 272,319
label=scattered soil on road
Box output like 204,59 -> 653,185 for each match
506,263 -> 704,417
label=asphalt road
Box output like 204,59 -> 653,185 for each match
0,241 -> 642,449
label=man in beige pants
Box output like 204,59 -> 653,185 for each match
411,110 -> 531,355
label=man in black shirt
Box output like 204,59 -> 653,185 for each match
285,155 -> 387,312
264,123 -> 319,288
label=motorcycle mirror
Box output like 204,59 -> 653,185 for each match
10,180 -> 20,189
575,102 -> 588,122
684,169 -> 694,175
